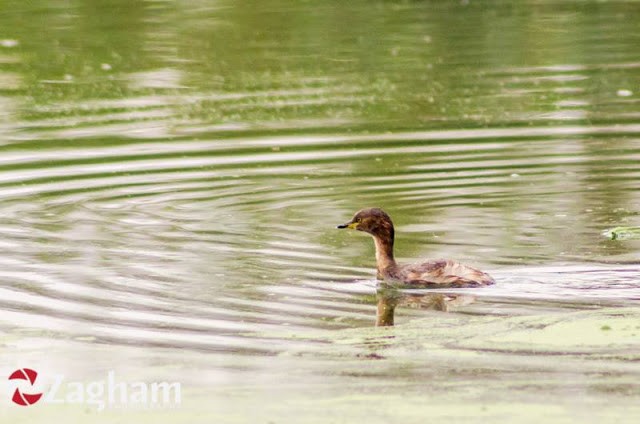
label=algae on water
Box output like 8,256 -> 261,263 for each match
603,226 -> 640,240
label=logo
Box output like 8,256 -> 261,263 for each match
8,368 -> 43,406
6,368 -> 181,411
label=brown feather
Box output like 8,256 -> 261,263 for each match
388,258 -> 495,288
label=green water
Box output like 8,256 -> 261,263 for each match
0,1 -> 639,422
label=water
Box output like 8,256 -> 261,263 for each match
0,1 -> 639,422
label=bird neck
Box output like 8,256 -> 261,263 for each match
376,291 -> 397,326
373,233 -> 396,278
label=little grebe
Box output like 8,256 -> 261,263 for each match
337,208 -> 495,288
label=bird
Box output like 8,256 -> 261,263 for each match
337,208 -> 495,288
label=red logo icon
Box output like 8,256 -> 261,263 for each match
8,368 -> 43,406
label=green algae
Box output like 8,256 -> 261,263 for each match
603,226 -> 640,240
3,308 -> 640,424
262,307 -> 640,360
5,394 -> 639,424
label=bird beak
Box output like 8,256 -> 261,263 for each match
337,221 -> 358,230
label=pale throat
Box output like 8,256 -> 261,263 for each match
373,235 -> 396,276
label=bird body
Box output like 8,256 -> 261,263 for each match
338,208 -> 495,288
383,258 -> 495,288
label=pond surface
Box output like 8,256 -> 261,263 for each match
0,1 -> 639,422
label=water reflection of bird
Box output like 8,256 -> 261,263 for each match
376,286 -> 477,326
337,208 -> 495,288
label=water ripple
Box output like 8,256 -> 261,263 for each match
0,118 -> 638,352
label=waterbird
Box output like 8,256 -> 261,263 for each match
337,208 -> 495,288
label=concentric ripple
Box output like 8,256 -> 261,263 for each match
0,120 -> 639,353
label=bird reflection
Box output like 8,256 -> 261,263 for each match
375,284 -> 476,326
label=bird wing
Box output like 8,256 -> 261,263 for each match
396,259 -> 495,288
